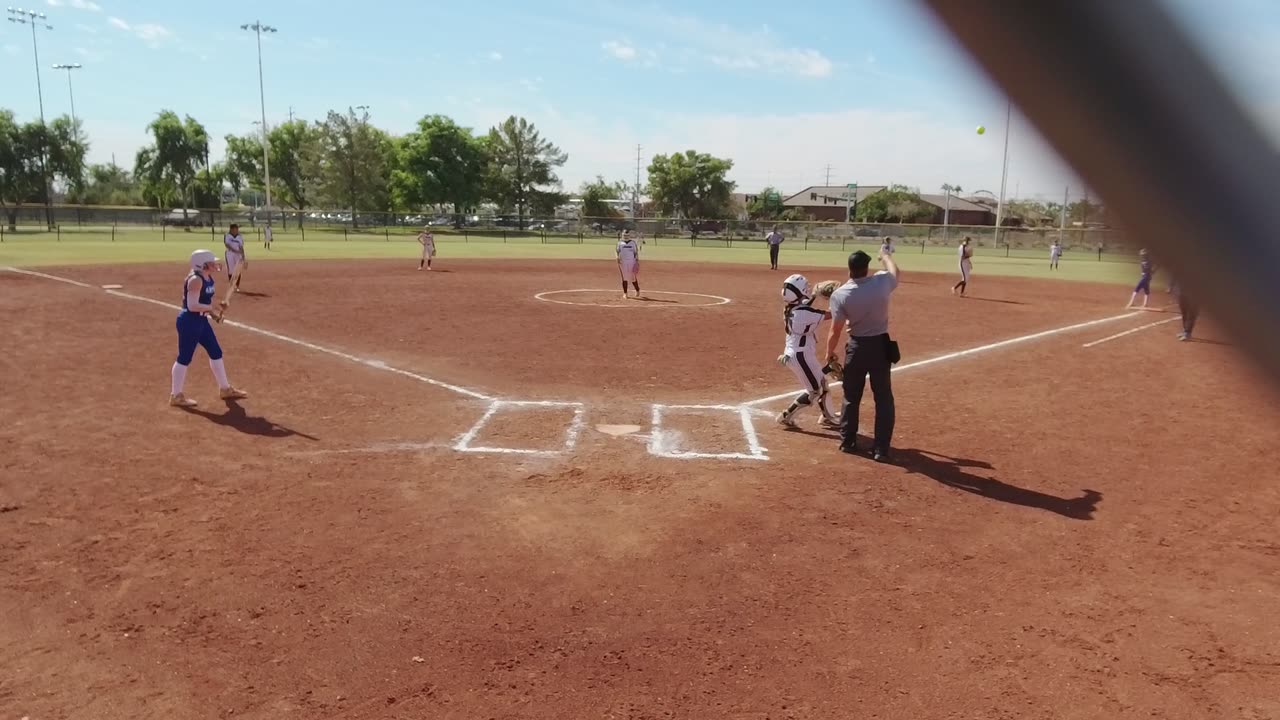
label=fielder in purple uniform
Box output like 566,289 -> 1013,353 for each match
1126,249 -> 1155,309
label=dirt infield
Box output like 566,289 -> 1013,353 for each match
2,258 -> 1278,719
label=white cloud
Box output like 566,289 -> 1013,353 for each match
75,22 -> 99,34
135,24 -> 171,42
47,0 -> 65,6
599,7 -> 834,79
603,40 -> 637,61
74,46 -> 106,62
488,51 -> 503,61
108,16 -> 129,30
72,0 -> 102,10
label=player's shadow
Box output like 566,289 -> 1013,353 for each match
423,268 -> 454,273
236,290 -> 270,298
182,400 -> 319,441
962,297 -> 1027,305
1186,337 -> 1232,346
635,296 -> 678,304
893,448 -> 1101,520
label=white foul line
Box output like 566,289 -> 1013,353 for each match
743,310 -> 1145,406
6,267 -> 493,402
1082,317 -> 1178,348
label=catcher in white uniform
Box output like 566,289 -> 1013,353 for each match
776,274 -> 841,430
616,230 -> 642,299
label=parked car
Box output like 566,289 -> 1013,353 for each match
161,209 -> 204,228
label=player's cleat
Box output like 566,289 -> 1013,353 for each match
776,412 -> 797,429
219,386 -> 249,400
169,393 -> 197,408
1177,332 -> 1191,341
820,416 -> 842,431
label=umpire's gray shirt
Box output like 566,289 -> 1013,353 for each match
830,271 -> 898,337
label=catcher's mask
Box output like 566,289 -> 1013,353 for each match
781,273 -> 811,304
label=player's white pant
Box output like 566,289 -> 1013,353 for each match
421,244 -> 436,259
226,251 -> 243,278
619,260 -> 639,283
959,260 -> 972,283
786,346 -> 836,418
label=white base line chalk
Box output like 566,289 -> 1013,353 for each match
648,403 -> 768,461
743,310 -> 1144,407
1082,317 -> 1178,348
453,399 -> 586,456
2,267 -> 493,402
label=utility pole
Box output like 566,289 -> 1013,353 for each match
824,164 -> 834,186
51,63 -> 82,130
1059,186 -> 1068,245
288,106 -> 295,123
241,20 -> 277,231
9,7 -> 55,229
634,144 -> 642,219
994,101 -> 1012,247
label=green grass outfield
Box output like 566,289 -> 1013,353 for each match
0,226 -> 1145,285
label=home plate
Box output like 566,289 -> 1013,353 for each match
101,284 -> 123,289
596,424 -> 641,436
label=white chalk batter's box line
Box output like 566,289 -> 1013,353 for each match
648,404 -> 769,461
452,399 -> 587,457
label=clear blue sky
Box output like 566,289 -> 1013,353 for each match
3,0 -> 1276,201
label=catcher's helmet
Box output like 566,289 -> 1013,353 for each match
781,273 -> 811,303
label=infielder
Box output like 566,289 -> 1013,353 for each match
952,236 -> 973,296
1050,240 -> 1062,270
617,230 -> 642,299
417,226 -> 436,271
223,223 -> 246,293
263,223 -> 273,250
1126,249 -> 1155,309
880,237 -> 896,257
170,249 -> 249,408
776,274 -> 841,430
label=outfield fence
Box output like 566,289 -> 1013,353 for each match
0,204 -> 1141,263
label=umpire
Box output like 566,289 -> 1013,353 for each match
825,249 -> 901,462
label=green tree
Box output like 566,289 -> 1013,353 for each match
222,132 -> 263,198
646,150 -> 736,234
578,175 -> 628,219
0,111 -> 87,229
310,107 -> 394,224
745,186 -> 785,220
485,115 -> 567,229
1067,197 -> 1106,225
855,184 -> 931,223
392,114 -> 488,222
74,163 -> 144,206
135,111 -> 209,216
267,120 -> 320,226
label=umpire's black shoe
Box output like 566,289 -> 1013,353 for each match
872,448 -> 892,463
839,443 -> 860,456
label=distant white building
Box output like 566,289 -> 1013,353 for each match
560,197 -> 636,220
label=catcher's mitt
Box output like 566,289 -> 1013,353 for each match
823,356 -> 844,378
814,280 -> 839,298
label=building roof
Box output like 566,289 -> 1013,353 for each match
782,185 -> 888,207
917,194 -> 993,213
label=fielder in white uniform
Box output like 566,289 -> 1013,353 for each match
880,237 -> 896,257
616,231 -> 642,299
417,227 -> 436,271
952,236 -> 973,296
1049,240 -> 1062,270
776,274 -> 840,430
223,224 -> 246,293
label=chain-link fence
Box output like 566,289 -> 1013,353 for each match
0,204 -> 1140,262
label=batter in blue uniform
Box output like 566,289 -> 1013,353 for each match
170,249 -> 248,407
1126,249 -> 1155,309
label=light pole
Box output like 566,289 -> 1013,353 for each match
8,6 -> 54,228
993,101 -> 1012,247
51,62 -> 81,129
352,106 -> 370,225
241,20 -> 276,230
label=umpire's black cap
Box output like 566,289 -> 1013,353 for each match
848,250 -> 872,273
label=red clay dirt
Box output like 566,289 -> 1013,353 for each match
2,258 -> 1278,720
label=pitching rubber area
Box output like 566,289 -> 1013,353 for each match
2,258 -> 1278,720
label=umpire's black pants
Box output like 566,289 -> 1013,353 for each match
841,333 -> 895,452
1179,292 -> 1199,335
769,243 -> 780,269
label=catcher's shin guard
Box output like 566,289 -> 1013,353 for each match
781,391 -> 812,421
816,382 -> 838,421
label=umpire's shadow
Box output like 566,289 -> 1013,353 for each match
182,400 -> 319,441
894,448 -> 1101,520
